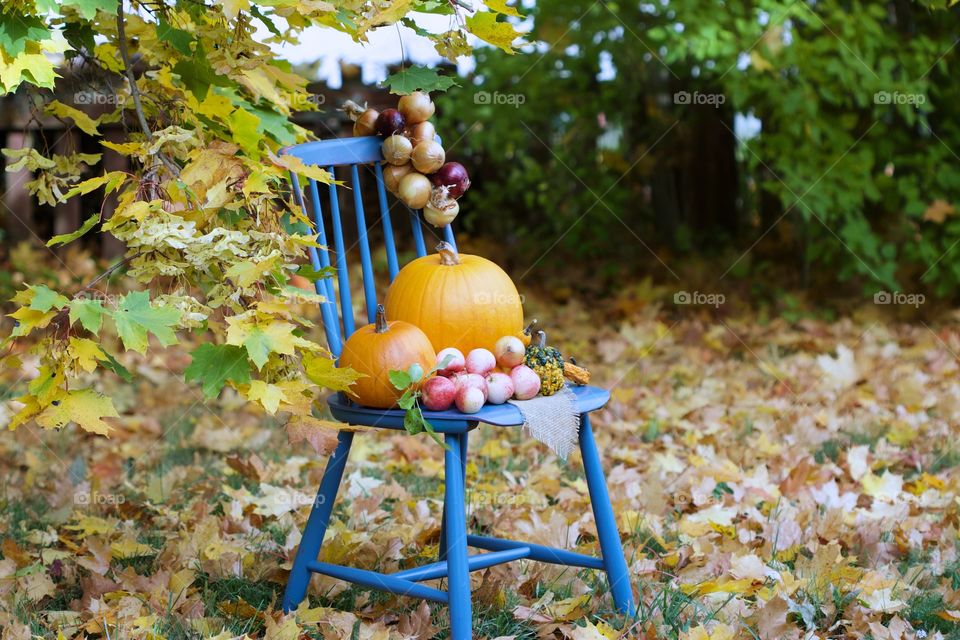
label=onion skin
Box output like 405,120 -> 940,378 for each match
423,186 -> 459,227
353,108 -> 379,136
423,201 -> 459,227
383,163 -> 413,194
398,91 -> 435,124
376,108 -> 406,136
431,162 -> 471,198
407,121 -> 436,147
381,134 -> 413,166
411,140 -> 445,174
398,172 -> 432,209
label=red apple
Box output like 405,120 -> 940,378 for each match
465,348 -> 496,376
485,372 -> 514,405
455,386 -> 485,414
455,373 -> 488,400
510,365 -> 541,400
421,376 -> 456,411
436,347 -> 466,376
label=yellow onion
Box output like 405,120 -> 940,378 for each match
411,140 -> 445,174
398,172 -> 432,209
398,91 -> 435,124
353,108 -> 379,136
383,163 -> 413,194
407,121 -> 436,147
381,134 -> 413,165
423,186 -> 459,227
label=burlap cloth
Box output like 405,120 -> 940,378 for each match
508,386 -> 580,459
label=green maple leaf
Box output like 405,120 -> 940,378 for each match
384,66 -> 459,95
0,13 -> 49,57
28,285 -> 69,312
157,18 -> 194,56
69,298 -> 105,334
111,291 -> 182,354
184,344 -> 251,399
59,0 -> 117,20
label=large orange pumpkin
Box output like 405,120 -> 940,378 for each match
384,242 -> 524,354
338,305 -> 436,408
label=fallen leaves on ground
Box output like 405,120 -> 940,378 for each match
2,280 -> 960,639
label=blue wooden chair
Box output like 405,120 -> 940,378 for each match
280,136 -> 635,638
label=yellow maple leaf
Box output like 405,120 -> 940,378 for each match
64,515 -> 116,536
221,0 -> 251,19
8,306 -> 58,337
264,615 -> 301,640
246,380 -> 288,414
68,337 -> 106,373
466,11 -> 525,54
111,538 -> 155,559
303,352 -> 364,391
36,389 -> 119,436
45,100 -> 100,135
226,315 -> 302,369
272,151 -> 336,184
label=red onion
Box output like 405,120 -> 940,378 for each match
430,162 -> 471,198
376,108 -> 406,136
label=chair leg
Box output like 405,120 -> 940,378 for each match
439,430 -> 468,562
283,430 -> 355,612
444,432 -> 472,639
580,414 -> 635,616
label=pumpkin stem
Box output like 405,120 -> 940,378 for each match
375,304 -> 389,333
535,330 -> 547,347
436,241 -> 461,266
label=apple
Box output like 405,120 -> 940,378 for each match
421,376 -> 456,411
494,335 -> 526,368
455,373 -> 488,400
465,348 -> 496,376
510,365 -> 541,400
436,347 -> 465,376
455,386 -> 485,414
485,372 -> 514,405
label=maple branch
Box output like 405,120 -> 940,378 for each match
116,4 -> 180,178
82,251 -> 144,291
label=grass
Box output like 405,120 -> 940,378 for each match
905,592 -> 960,638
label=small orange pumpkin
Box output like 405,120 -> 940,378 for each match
384,242 -> 524,354
338,305 -> 436,408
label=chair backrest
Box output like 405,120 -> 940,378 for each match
281,136 -> 457,359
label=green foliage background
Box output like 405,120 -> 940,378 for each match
439,0 -> 960,296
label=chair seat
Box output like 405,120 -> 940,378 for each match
327,384 -> 610,433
